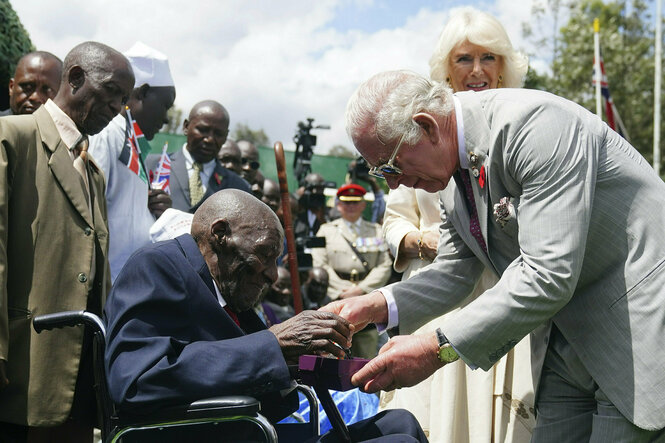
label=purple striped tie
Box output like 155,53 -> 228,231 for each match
459,170 -> 487,253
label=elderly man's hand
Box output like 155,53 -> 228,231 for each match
0,359 -> 8,390
319,290 -> 388,333
351,333 -> 445,393
269,311 -> 354,365
148,189 -> 172,219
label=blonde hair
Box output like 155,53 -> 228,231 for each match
429,7 -> 528,88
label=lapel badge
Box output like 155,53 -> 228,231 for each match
469,152 -> 480,178
478,165 -> 486,188
493,196 -> 515,227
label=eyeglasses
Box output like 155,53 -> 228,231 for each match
368,132 -> 407,178
241,158 -> 260,170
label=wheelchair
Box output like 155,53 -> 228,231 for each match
33,310 -> 352,442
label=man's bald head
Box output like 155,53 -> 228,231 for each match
54,41 -> 134,135
184,100 -> 230,164
238,140 -> 260,184
191,190 -> 284,312
261,178 -> 281,216
218,138 -> 242,174
8,51 -> 62,115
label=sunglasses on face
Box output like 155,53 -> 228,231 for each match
368,132 -> 407,179
241,158 -> 260,170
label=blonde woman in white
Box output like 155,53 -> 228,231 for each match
379,7 -> 535,442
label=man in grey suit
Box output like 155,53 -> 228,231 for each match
145,100 -> 250,213
324,70 -> 665,441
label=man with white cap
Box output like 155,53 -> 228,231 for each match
89,41 -> 176,281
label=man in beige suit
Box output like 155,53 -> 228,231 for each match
0,42 -> 134,442
312,183 -> 391,358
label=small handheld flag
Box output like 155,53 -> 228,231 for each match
151,142 -> 171,194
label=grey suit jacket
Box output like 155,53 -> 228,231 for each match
145,147 -> 251,213
390,88 -> 665,430
0,106 -> 109,425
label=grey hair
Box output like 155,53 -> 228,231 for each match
62,41 -> 132,86
429,7 -> 528,88
345,70 -> 454,147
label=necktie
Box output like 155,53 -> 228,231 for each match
458,169 -> 488,253
189,162 -> 205,206
224,306 -> 240,327
72,135 -> 90,198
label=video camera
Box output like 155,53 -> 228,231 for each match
295,236 -> 326,270
293,117 -> 330,186
348,156 -> 370,182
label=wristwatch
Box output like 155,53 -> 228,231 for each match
435,328 -> 459,363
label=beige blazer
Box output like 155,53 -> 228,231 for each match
0,106 -> 109,426
312,217 -> 392,299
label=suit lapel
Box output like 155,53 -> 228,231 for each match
170,150 -> 191,207
35,107 -> 94,227
456,91 -> 494,261
442,179 -> 495,272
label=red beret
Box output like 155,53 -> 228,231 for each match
337,183 -> 366,201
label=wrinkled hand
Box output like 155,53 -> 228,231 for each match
148,189 -> 172,219
269,311 -> 354,364
351,334 -> 444,393
420,231 -> 439,261
339,285 -> 365,299
0,359 -> 8,391
319,290 -> 387,334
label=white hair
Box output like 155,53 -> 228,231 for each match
345,70 -> 454,147
429,7 -> 528,88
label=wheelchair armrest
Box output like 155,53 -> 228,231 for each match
33,311 -> 105,336
114,395 -> 262,427
186,396 -> 261,418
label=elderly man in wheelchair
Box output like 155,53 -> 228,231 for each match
94,190 -> 426,442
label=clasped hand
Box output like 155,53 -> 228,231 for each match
319,292 -> 445,393
269,310 -> 354,364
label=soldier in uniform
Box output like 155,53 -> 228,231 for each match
311,183 -> 392,358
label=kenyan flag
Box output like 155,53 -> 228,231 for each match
118,114 -> 149,184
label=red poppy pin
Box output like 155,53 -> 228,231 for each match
478,165 -> 486,189
214,172 -> 222,185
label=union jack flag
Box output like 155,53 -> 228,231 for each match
150,142 -> 171,194
592,51 -> 630,141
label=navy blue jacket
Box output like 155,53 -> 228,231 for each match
104,234 -> 297,422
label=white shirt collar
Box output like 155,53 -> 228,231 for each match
453,95 -> 468,169
344,218 -> 362,231
43,99 -> 83,150
212,279 -> 227,308
182,143 -> 217,175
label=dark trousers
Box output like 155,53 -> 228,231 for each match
312,409 -> 428,443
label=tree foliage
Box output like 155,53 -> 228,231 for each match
525,0 -> 662,164
232,123 -> 270,147
328,144 -> 356,159
164,106 -> 184,134
0,0 -> 34,110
